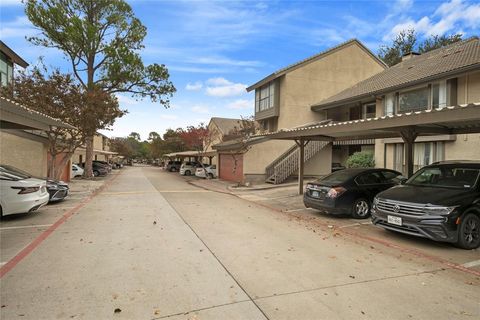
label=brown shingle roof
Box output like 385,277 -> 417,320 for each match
246,39 -> 387,92
312,37 -> 480,110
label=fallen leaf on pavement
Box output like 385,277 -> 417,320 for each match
114,308 -> 121,313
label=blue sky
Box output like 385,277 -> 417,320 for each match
1,0 -> 479,140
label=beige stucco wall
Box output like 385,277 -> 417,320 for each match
244,140 -> 294,174
277,43 -> 386,129
243,42 -> 386,181
0,131 -> 48,177
457,71 -> 480,104
445,134 -> 480,160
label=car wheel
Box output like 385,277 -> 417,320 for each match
185,170 -> 191,176
456,213 -> 480,250
93,170 -> 99,177
352,198 -> 370,219
207,173 -> 214,179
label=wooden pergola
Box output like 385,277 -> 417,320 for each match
260,103 -> 480,194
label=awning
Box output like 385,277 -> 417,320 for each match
258,103 -> 480,194
261,103 -> 480,141
164,150 -> 217,158
0,96 -> 75,130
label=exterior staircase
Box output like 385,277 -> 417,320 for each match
265,141 -> 329,184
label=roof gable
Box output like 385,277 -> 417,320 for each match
246,39 -> 387,92
312,37 -> 480,110
208,117 -> 242,135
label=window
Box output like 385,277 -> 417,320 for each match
393,142 -> 445,175
384,93 -> 394,116
382,171 -> 404,184
431,81 -> 447,109
255,81 -> 276,112
356,172 -> 384,185
362,103 -> 376,119
398,87 -> 429,112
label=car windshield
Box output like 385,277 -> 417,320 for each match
319,170 -> 355,185
0,165 -> 31,181
406,167 -> 480,189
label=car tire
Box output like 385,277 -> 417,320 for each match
93,170 -> 99,177
351,198 -> 370,219
207,173 -> 214,179
456,213 -> 480,250
185,170 -> 191,176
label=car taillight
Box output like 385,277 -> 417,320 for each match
326,186 -> 346,198
11,186 -> 40,194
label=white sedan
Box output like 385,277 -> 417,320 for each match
0,165 -> 49,217
195,165 -> 217,179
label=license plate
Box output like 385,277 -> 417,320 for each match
387,215 -> 402,226
311,191 -> 319,198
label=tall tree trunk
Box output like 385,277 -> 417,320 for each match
47,153 -> 56,179
84,135 -> 94,178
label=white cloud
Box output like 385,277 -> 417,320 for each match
116,94 -> 139,106
227,99 -> 252,110
0,16 -> 34,39
159,114 -> 178,120
185,82 -> 203,91
191,105 -> 210,114
205,77 -> 247,97
386,0 -> 480,39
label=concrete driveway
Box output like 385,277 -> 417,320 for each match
1,166 -> 479,320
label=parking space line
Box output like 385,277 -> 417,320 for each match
0,172 -> 121,279
0,224 -> 53,231
462,259 -> 480,268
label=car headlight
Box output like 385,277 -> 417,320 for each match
424,206 -> 458,216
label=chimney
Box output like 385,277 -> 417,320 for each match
402,52 -> 420,61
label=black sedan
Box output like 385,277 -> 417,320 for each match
45,179 -> 69,202
304,168 -> 404,219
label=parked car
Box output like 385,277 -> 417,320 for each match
0,165 -> 49,217
304,168 -> 404,219
180,161 -> 204,176
71,164 -> 84,178
371,161 -> 480,249
45,178 -> 69,202
331,163 -> 346,172
165,160 -> 182,172
79,162 -> 108,177
93,160 -> 112,172
195,165 -> 217,179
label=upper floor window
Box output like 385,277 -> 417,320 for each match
255,81 -> 275,112
0,54 -> 13,87
384,80 -> 448,115
362,102 -> 376,119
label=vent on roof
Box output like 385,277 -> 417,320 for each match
402,52 -> 420,61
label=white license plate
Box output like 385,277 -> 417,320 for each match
387,215 -> 402,226
311,191 -> 319,198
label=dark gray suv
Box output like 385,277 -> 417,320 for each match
371,161 -> 480,249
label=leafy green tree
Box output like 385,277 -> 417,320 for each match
378,29 -> 463,66
25,0 -> 176,177
128,132 -> 141,141
0,66 -> 123,179
148,131 -> 161,141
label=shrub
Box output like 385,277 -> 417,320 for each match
346,152 -> 375,168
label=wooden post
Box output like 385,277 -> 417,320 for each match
400,129 -> 418,178
297,138 -> 305,195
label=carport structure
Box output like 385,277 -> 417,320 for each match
260,103 -> 480,194
164,150 -> 217,164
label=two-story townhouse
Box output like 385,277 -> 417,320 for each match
72,132 -> 116,165
310,37 -> 480,175
215,39 -> 387,184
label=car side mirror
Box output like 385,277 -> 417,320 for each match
400,178 -> 408,185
